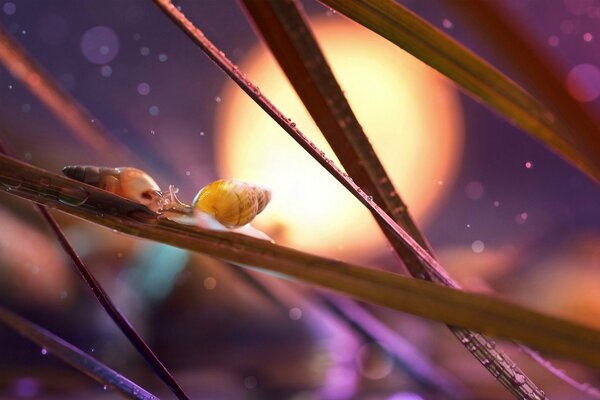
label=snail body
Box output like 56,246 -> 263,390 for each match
62,165 -> 163,212
192,179 -> 271,228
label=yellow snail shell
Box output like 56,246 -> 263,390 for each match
62,165 -> 163,212
192,179 -> 271,228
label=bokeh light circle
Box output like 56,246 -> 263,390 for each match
566,63 -> 600,102
80,26 -> 120,65
215,17 -> 463,258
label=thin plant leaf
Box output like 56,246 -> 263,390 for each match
36,205 -> 190,400
445,0 -> 600,182
238,1 -> 543,398
319,0 -> 600,184
0,27 -> 122,157
0,305 -> 160,400
1,156 -> 600,370
0,140 -> 190,400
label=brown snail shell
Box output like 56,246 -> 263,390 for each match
62,165 -> 163,212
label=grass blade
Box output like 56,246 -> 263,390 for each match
446,1 -> 600,180
1,155 -> 600,370
0,27 -> 121,156
239,1 -> 543,398
0,305 -> 160,400
35,205 -> 190,400
320,0 -> 600,183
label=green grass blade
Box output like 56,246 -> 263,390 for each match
1,155 -> 600,370
0,305 -> 160,400
321,0 -> 600,183
239,1 -> 542,398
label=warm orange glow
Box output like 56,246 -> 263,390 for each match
215,17 -> 464,259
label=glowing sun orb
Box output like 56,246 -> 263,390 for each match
215,16 -> 463,259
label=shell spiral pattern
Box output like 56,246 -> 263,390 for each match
62,165 -> 163,212
192,179 -> 271,228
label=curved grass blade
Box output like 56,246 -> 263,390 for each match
35,205 -> 190,400
0,305 -> 160,400
1,155 -> 600,370
238,1 -> 544,398
0,27 -> 121,156
319,0 -> 600,184
446,1 -> 600,181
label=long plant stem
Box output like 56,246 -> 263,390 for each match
446,0 -> 600,175
319,0 -> 600,183
0,305 -> 160,400
35,206 -> 189,400
239,1 -> 544,398
0,27 -> 121,156
1,155 -> 600,370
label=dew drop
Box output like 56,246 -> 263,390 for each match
103,384 -> 108,390
39,177 -> 52,187
1,177 -> 22,191
513,372 -> 527,386
40,347 -> 48,355
58,186 -> 89,206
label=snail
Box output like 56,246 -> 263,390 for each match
162,179 -> 273,241
62,165 -> 163,212
191,179 -> 271,228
